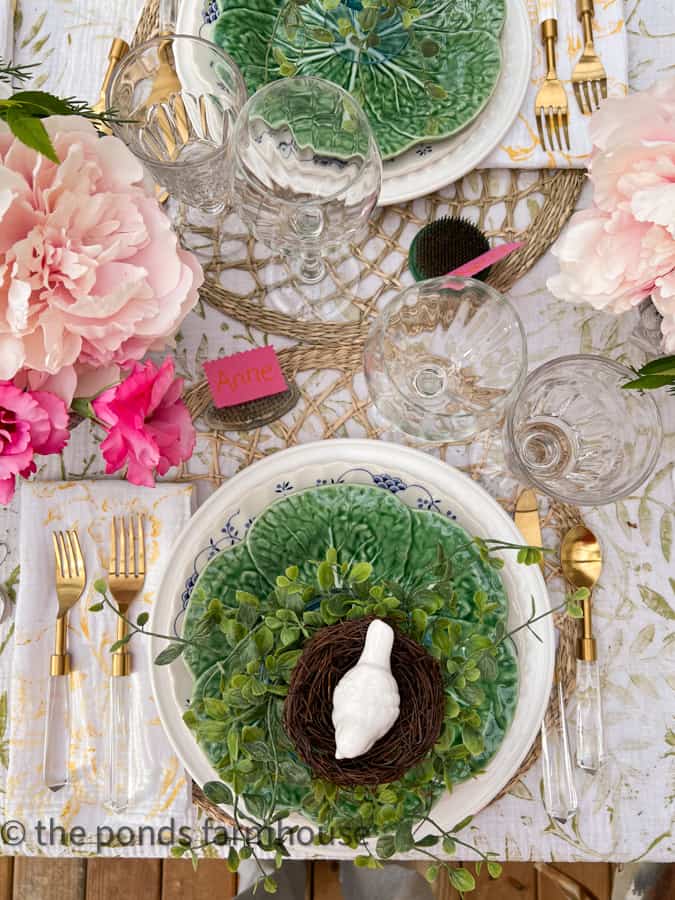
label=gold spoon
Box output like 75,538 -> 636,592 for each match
561,525 -> 606,773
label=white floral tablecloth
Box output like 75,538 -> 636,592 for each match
0,0 -> 673,863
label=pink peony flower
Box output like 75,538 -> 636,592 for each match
0,116 -> 203,382
547,76 -> 675,351
0,383 -> 69,503
92,357 -> 195,487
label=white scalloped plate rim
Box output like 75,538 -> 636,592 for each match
150,439 -> 553,857
176,0 -> 533,205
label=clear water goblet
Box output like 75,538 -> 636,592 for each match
504,355 -> 662,505
364,276 -> 527,442
107,34 -> 247,214
230,76 -> 382,320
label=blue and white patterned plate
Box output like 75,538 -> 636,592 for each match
150,439 -> 553,853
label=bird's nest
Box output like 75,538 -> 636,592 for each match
283,616 -> 445,787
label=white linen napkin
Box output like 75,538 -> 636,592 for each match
482,0 -> 628,169
6,480 -> 194,856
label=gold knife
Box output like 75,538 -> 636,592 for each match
514,488 -> 578,822
514,488 -> 543,568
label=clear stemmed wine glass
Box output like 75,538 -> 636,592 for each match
364,276 -> 527,442
504,355 -> 662,505
107,34 -> 247,214
230,76 -> 382,320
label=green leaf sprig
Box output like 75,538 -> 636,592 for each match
0,58 -> 127,162
623,355 -> 675,395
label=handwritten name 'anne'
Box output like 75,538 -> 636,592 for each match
218,364 -> 276,393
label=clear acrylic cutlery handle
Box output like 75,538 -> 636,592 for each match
159,0 -> 179,32
43,674 -> 70,792
105,674 -> 132,812
575,659 -> 606,773
541,680 -> 578,822
538,0 -> 558,23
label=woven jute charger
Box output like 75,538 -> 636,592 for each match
134,1 -> 586,830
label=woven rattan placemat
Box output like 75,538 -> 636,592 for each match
134,0 -> 584,828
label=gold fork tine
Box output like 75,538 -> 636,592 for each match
70,531 -> 85,577
582,81 -> 593,116
65,532 -> 79,578
119,517 -> 126,577
551,109 -> 564,150
573,81 -> 586,115
591,80 -> 601,110
600,78 -> 607,100
562,113 -> 571,153
136,514 -> 145,576
127,516 -> 135,577
536,111 -> 547,151
109,518 -> 118,576
52,533 -> 64,579
544,111 -> 554,153
59,532 -> 72,578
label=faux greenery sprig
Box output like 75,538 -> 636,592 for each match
0,58 -> 124,163
91,537 -> 584,896
623,355 -> 675,395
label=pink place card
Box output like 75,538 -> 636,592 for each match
203,347 -> 288,408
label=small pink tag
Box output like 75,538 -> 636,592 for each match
203,347 -> 288,408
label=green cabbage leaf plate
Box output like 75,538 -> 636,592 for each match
211,0 -> 506,159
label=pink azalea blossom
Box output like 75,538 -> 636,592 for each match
0,383 -> 69,503
547,77 -> 675,351
92,358 -> 195,487
0,116 -> 203,382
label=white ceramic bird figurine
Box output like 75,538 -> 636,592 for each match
332,619 -> 400,759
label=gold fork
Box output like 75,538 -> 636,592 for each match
44,530 -> 86,792
571,0 -> 608,115
535,3 -> 570,153
105,514 -> 146,812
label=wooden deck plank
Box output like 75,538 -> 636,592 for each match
311,861 -> 343,900
536,862 -> 612,900
434,862 -> 536,899
161,859 -> 236,900
12,858 -> 85,900
0,858 -> 12,900
85,859 -> 161,900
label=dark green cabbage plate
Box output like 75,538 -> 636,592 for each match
182,484 -> 518,839
210,0 -> 506,159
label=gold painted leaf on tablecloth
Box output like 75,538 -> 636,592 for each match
660,512 -> 672,562
630,624 -> 655,656
0,624 -> 14,659
638,497 -> 652,546
506,779 -> 533,801
615,501 -> 635,541
639,585 -> 675,621
629,673 -> 660,700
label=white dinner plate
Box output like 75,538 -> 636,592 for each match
176,0 -> 533,205
150,439 -> 553,857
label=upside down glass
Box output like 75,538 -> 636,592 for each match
505,355 -> 662,505
230,76 -> 382,320
106,34 -> 247,213
364,277 -> 527,442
